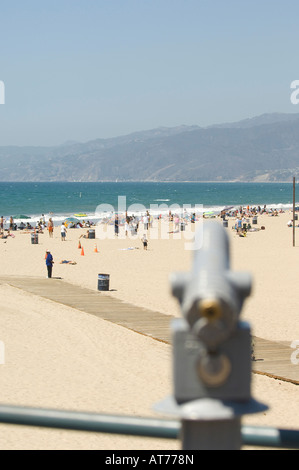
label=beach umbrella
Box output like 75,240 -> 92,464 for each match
64,217 -> 80,224
221,206 -> 234,212
13,214 -> 30,219
203,211 -> 216,215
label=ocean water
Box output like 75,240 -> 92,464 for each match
0,181 -> 297,225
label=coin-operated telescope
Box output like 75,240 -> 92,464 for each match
155,221 -> 267,450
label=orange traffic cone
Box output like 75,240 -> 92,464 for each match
94,244 -> 98,253
78,241 -> 81,249
81,246 -> 84,256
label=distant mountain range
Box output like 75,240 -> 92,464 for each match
1,112 -> 299,182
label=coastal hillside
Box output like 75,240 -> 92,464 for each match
1,113 -> 299,182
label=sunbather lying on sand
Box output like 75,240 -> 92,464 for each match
79,231 -> 89,239
0,230 -> 15,239
59,260 -> 77,264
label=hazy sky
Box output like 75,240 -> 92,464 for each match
1,0 -> 299,146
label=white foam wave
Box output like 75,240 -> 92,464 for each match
5,201 -> 297,228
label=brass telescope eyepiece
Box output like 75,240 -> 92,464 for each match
198,298 -> 222,322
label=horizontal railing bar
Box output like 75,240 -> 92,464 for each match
0,404 -> 298,448
0,405 -> 179,439
242,425 -> 299,449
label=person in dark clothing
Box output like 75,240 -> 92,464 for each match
114,215 -> 119,236
45,250 -> 54,278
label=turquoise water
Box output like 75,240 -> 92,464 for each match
0,181 -> 297,224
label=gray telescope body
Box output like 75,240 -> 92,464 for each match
155,221 -> 267,449
170,221 -> 253,403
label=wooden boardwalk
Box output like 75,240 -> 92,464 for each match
0,275 -> 298,385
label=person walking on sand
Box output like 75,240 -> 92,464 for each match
141,233 -> 148,250
143,213 -> 149,230
125,216 -> 130,237
45,249 -> 54,278
60,223 -> 67,241
48,218 -> 54,238
114,215 -> 119,237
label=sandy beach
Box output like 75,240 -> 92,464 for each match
0,211 -> 298,450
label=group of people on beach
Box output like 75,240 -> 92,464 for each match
46,219 -> 95,241
114,214 -> 148,249
224,204 -> 284,219
114,210 -> 188,240
0,216 -> 17,231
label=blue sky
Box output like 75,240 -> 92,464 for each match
0,0 -> 299,146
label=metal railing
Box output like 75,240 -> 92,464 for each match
0,403 -> 298,448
